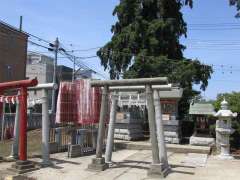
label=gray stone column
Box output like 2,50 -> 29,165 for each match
146,85 -> 160,164
215,120 -> 221,153
41,89 -> 52,166
105,91 -> 118,163
146,85 -> 168,178
9,100 -> 20,159
88,85 -> 109,171
153,90 -> 170,176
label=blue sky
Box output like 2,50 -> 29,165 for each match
1,0 -> 240,99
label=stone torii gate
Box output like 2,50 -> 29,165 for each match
87,77 -> 171,178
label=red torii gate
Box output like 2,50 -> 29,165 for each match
0,79 -> 38,161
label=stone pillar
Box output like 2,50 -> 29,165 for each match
153,90 -> 170,177
9,99 -> 20,159
41,89 -> 52,166
88,85 -> 109,171
146,85 -> 164,178
105,92 -> 118,163
215,120 -> 221,153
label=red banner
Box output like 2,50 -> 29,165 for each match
56,80 -> 101,124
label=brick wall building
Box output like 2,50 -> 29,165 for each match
0,21 -> 28,83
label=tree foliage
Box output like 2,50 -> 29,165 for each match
229,0 -> 240,17
97,0 -> 214,118
214,92 -> 240,112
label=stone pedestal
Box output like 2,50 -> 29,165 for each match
68,144 -> 82,158
147,164 -> 171,178
163,120 -> 181,144
190,136 -> 215,146
88,157 -> 109,171
9,160 -> 38,174
216,128 -> 234,160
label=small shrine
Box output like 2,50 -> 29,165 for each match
189,103 -> 216,146
215,99 -> 237,160
115,87 -> 183,144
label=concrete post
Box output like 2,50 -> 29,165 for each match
55,127 -> 62,148
10,99 -> 20,159
88,85 -> 109,171
71,129 -> 77,145
41,89 -> 52,166
153,90 -> 170,176
92,128 -> 98,150
76,129 -> 87,147
105,92 -> 118,163
1,102 -> 5,141
146,85 -> 160,164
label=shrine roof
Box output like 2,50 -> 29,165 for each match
159,88 -> 183,99
189,103 -> 216,115
118,87 -> 183,99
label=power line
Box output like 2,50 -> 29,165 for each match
28,40 -> 50,50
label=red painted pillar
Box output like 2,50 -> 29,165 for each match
19,87 -> 28,161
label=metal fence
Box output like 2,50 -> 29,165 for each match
49,124 -> 102,155
0,113 -> 57,140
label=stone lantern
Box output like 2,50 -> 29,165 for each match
215,99 -> 237,160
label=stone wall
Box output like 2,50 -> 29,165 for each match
163,120 -> 181,144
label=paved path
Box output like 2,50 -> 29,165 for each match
0,150 -> 240,180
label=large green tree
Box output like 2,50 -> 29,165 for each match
97,0 -> 239,118
230,0 -> 240,17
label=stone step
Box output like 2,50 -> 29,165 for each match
114,140 -> 211,154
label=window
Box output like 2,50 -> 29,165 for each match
5,64 -> 13,80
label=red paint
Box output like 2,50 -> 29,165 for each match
19,87 -> 28,160
0,79 -> 38,161
0,79 -> 38,90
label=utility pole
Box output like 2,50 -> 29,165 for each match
19,16 -> 23,31
51,37 -> 59,113
72,56 -> 76,82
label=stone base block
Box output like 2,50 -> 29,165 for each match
190,136 -> 215,147
217,154 -> 234,160
8,160 -> 39,174
68,144 -> 82,158
87,157 -> 109,171
40,160 -> 53,168
6,155 -> 19,162
165,137 -> 180,144
114,133 -> 144,141
147,164 -> 171,178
